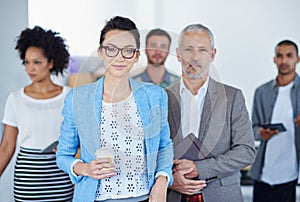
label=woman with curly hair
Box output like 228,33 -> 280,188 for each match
0,26 -> 73,201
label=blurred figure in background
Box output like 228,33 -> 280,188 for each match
0,26 -> 73,201
133,28 -> 179,88
249,40 -> 300,202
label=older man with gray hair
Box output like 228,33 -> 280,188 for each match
166,23 -> 256,202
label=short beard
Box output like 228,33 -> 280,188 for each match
147,55 -> 166,66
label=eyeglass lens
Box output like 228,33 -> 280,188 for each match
103,45 -> 136,59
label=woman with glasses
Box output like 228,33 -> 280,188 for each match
56,16 -> 174,202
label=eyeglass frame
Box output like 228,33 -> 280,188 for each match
100,45 -> 139,59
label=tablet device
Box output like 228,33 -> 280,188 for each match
261,123 -> 287,132
41,140 -> 58,153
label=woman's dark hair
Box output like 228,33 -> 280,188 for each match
99,16 -> 140,49
15,26 -> 70,76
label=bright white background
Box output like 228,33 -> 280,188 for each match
28,0 -> 300,111
1,0 -> 300,201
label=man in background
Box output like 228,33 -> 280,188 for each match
249,40 -> 300,202
133,28 -> 179,88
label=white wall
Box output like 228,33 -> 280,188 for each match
28,0 -> 300,112
0,0 -> 29,201
158,0 -> 300,111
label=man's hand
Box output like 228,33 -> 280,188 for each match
173,159 -> 198,179
260,127 -> 279,140
170,159 -> 206,195
149,175 -> 168,202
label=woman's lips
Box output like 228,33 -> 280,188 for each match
112,65 -> 126,70
28,73 -> 36,78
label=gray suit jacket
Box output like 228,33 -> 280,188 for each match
166,78 -> 256,202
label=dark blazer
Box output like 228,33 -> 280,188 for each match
166,78 -> 256,202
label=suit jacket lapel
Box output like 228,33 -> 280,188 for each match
168,78 -> 226,158
198,78 -> 217,142
89,78 -> 103,156
166,82 -> 183,146
198,78 -> 227,157
72,77 -> 103,158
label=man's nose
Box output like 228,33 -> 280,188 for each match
190,59 -> 200,67
191,51 -> 202,61
282,56 -> 289,63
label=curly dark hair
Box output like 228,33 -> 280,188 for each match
15,26 -> 70,76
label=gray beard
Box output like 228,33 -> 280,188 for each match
183,68 -> 209,80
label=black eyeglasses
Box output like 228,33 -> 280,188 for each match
101,45 -> 138,59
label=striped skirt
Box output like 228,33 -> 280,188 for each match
14,147 -> 74,202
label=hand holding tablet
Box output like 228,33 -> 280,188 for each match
261,123 -> 287,132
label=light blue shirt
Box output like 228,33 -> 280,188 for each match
133,69 -> 179,88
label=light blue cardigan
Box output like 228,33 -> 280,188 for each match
56,77 -> 174,202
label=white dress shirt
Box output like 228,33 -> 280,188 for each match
180,77 -> 209,139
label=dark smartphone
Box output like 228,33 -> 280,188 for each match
41,140 -> 58,153
261,123 -> 287,132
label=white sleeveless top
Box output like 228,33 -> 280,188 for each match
2,87 -> 70,149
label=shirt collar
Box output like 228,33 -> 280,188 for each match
180,76 -> 209,97
271,74 -> 300,89
141,68 -> 171,86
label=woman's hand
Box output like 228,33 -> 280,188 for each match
73,158 -> 116,179
149,175 -> 168,202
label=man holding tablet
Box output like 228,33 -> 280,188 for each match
249,40 -> 300,202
